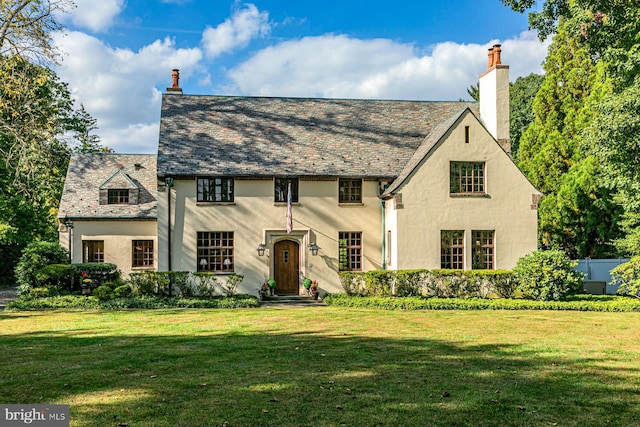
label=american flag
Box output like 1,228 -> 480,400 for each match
286,182 -> 293,233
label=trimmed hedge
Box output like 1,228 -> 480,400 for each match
323,294 -> 640,312
129,271 -> 244,298
6,294 -> 260,311
339,269 -> 517,298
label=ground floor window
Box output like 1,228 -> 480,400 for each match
441,230 -> 464,269
197,231 -> 234,273
83,240 -> 104,263
132,240 -> 154,267
472,230 -> 494,270
339,231 -> 362,271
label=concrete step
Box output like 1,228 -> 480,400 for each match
259,294 -> 326,308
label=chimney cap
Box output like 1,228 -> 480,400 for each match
166,68 -> 183,94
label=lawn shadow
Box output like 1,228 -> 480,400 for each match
0,317 -> 638,426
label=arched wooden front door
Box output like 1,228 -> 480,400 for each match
274,240 -> 299,294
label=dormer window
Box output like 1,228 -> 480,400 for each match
108,189 -> 130,204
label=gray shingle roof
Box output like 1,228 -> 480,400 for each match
158,95 -> 477,178
382,108 -> 471,198
58,154 -> 157,220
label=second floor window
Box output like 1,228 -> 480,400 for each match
197,177 -> 234,202
450,162 -> 485,194
339,179 -> 362,203
108,189 -> 129,204
275,178 -> 299,203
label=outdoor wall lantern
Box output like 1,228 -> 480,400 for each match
308,243 -> 319,256
257,243 -> 266,256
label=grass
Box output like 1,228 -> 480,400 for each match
0,307 -> 639,426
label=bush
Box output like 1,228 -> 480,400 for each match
221,274 -> 244,297
513,250 -> 583,301
322,294 -> 640,312
338,269 -> 517,298
34,264 -> 74,290
611,257 -> 640,299
129,271 -> 189,296
193,273 -> 219,297
71,263 -> 120,288
113,284 -> 132,298
92,285 -> 114,301
15,241 -> 69,290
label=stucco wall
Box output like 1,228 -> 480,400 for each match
158,179 -> 383,294
59,219 -> 157,276
388,111 -> 539,270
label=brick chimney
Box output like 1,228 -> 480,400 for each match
479,44 -> 510,154
166,68 -> 183,94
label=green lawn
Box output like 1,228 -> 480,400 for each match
0,307 -> 638,426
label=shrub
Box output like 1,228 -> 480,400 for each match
513,250 -> 583,301
34,264 -> 74,290
193,273 -> 219,297
221,274 -> 244,297
71,263 -> 120,289
129,271 -> 156,295
92,285 -> 114,301
15,241 -> 69,290
611,257 -> 640,299
113,284 -> 132,298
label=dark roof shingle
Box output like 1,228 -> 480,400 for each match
58,154 -> 157,220
158,95 -> 477,178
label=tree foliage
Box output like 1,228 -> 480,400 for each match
509,73 -> 543,160
0,1 -> 106,286
0,0 -> 74,64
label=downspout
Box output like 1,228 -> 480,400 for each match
380,199 -> 386,270
165,177 -> 174,272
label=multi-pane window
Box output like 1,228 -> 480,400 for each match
450,162 -> 485,194
197,177 -> 234,202
83,240 -> 104,263
339,231 -> 362,271
108,189 -> 129,204
472,230 -> 494,270
132,240 -> 154,268
339,179 -> 362,203
441,230 -> 464,269
275,178 -> 299,203
197,232 -> 234,273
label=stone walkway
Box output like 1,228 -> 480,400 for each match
0,286 -> 19,310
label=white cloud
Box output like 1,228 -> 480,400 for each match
227,31 -> 550,101
53,31 -> 202,153
201,3 -> 270,59
65,0 -> 126,32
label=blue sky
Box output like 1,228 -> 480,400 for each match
52,0 -> 549,153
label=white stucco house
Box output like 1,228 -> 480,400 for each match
58,45 -> 541,295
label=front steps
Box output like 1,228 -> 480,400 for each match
259,294 -> 326,308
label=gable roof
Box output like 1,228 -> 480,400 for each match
99,169 -> 139,190
158,95 -> 477,179
381,108 -> 471,198
58,154 -> 157,220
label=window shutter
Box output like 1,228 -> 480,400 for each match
99,189 -> 108,205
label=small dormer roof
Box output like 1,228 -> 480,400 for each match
99,169 -> 139,190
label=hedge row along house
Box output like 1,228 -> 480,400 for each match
58,45 -> 541,295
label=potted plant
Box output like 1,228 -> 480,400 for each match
258,282 -> 270,300
80,271 -> 92,296
267,279 -> 277,296
310,280 -> 320,300
302,278 -> 312,293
